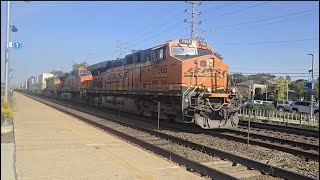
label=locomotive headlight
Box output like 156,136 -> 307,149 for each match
230,87 -> 237,95
209,58 -> 214,67
206,87 -> 212,93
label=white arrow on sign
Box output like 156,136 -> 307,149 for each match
9,42 -> 13,48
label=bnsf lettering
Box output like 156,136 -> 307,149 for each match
183,68 -> 226,77
107,71 -> 128,80
155,65 -> 167,74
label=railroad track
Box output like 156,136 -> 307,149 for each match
208,129 -> 319,161
23,93 -> 319,160
238,121 -> 319,138
22,93 -> 317,180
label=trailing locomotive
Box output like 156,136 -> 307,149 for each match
24,39 -> 240,129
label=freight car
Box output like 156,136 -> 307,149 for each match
26,39 -> 240,129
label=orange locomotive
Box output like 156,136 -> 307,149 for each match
83,39 -> 240,129
44,67 -> 92,99
44,74 -> 60,95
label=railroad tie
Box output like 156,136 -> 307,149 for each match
229,169 -> 261,179
202,160 -> 233,168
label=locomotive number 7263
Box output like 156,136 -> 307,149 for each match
155,65 -> 167,74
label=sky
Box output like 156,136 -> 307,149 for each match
1,1 -> 319,86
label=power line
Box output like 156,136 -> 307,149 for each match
214,37 -> 319,45
201,2 -> 239,14
209,8 -> 318,30
202,2 -> 270,22
230,73 -> 319,75
126,1 -> 235,51
229,72 -> 319,77
126,10 -> 184,46
215,10 -> 318,32
231,68 -> 319,71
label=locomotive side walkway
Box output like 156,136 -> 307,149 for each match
13,93 -> 204,180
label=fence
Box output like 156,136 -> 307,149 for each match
238,108 -> 319,128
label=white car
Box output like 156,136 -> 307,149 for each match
275,100 -> 294,111
289,101 -> 319,115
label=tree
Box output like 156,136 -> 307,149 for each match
315,77 -> 319,101
72,61 -> 89,69
50,69 -> 64,75
290,79 -> 310,101
231,73 -> 248,84
214,52 -> 223,61
269,78 -> 287,100
248,73 -> 276,85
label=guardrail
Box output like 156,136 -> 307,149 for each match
238,108 -> 319,128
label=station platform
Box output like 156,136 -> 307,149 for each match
13,93 -> 204,180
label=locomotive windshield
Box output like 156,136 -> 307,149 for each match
171,46 -> 196,56
198,48 -> 213,56
80,70 -> 91,76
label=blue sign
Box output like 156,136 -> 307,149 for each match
12,41 -> 22,50
304,82 -> 312,90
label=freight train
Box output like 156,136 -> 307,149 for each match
18,39 -> 240,129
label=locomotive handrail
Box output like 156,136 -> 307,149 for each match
188,73 -> 209,108
182,73 -> 195,122
206,98 -> 229,111
182,73 -> 195,111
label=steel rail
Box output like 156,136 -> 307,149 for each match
238,121 -> 319,138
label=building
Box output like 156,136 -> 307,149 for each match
236,80 -> 267,100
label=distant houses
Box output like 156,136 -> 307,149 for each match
236,80 -> 267,100
235,80 -> 298,101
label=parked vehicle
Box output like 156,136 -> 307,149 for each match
274,100 -> 294,111
252,100 -> 263,105
262,101 -> 273,106
289,101 -> 319,115
244,100 -> 273,106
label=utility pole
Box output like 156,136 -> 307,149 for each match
185,1 -> 201,40
286,80 -> 289,101
308,53 -> 314,122
4,1 -> 11,101
265,84 -> 267,101
116,40 -> 127,59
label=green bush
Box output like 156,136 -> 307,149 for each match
242,103 -> 275,111
1,96 -> 13,122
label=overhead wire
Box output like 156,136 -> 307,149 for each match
126,10 -> 185,46
212,10 -> 319,32
202,2 -> 270,22
201,2 -> 240,14
127,1 -> 241,51
208,8 -> 318,30
230,72 -> 319,75
214,37 -> 319,45
231,68 -> 319,71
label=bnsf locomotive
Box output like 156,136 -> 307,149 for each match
24,39 -> 240,129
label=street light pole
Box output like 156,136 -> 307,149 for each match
308,53 -> 314,122
286,80 -> 289,101
4,1 -> 11,101
265,84 -> 267,101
